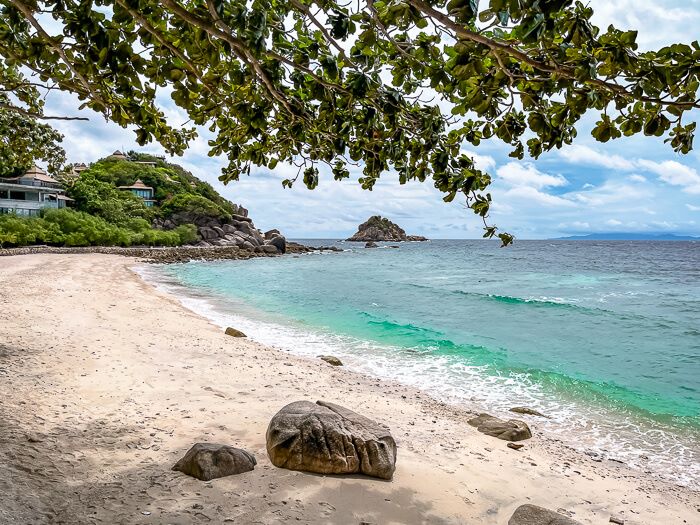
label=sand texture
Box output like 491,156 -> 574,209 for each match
0,254 -> 697,524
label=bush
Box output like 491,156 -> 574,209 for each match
173,223 -> 198,244
66,172 -> 151,225
159,193 -> 231,221
0,209 -> 194,248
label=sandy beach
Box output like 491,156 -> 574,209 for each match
0,253 -> 697,524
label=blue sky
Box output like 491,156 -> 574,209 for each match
41,0 -> 700,239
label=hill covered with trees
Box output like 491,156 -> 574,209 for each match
0,153 -> 264,249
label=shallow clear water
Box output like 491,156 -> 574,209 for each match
142,239 -> 700,485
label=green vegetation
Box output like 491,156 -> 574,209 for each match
2,1 -> 699,244
78,155 -> 240,220
0,60 -> 66,177
0,209 -> 197,248
0,154 -> 234,248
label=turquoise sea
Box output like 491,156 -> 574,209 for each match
142,240 -> 700,485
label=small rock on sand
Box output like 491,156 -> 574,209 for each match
319,355 -> 343,366
510,407 -> 549,418
508,504 -> 581,525
172,443 -> 256,481
507,443 -> 524,451
266,400 -> 396,479
225,327 -> 246,338
609,517 -> 625,525
468,413 -> 532,441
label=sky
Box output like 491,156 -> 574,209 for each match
39,0 -> 700,239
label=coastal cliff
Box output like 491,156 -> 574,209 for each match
346,215 -> 428,242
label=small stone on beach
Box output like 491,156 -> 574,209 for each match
507,443 -> 524,451
510,407 -> 549,418
224,327 -> 247,338
172,443 -> 256,481
508,504 -> 581,524
319,355 -> 343,366
468,413 -> 532,441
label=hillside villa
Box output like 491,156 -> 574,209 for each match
0,165 -> 72,216
1,152 -> 166,215
118,179 -> 156,207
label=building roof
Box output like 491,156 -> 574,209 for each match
110,150 -> 129,159
24,164 -> 46,176
118,179 -> 153,191
22,165 -> 61,185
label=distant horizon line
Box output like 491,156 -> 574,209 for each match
289,235 -> 700,241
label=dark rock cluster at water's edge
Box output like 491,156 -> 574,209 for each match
0,243 -> 342,263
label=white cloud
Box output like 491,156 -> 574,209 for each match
687,204 -> 700,211
606,219 -> 623,226
501,186 -> 576,208
559,145 -> 635,171
588,0 -> 698,50
628,174 -> 647,183
637,160 -> 700,194
461,149 -> 496,171
496,162 -> 568,189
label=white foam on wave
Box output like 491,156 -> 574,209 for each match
136,264 -> 700,487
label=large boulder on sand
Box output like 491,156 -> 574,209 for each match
468,413 -> 532,441
266,400 -> 396,480
172,443 -> 256,481
508,504 -> 581,525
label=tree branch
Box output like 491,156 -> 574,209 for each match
408,0 -> 700,110
0,103 -> 89,120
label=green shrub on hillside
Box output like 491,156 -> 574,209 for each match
159,193 -> 231,221
83,155 -> 238,217
66,172 -> 151,225
0,209 -> 198,248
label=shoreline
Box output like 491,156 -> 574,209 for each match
0,242 -> 342,263
137,261 -> 700,489
1,253 -> 697,524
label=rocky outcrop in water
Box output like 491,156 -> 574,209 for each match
347,216 -> 427,242
266,400 -> 397,479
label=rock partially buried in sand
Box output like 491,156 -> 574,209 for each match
509,504 -> 581,525
172,443 -> 256,481
319,355 -> 343,366
266,400 -> 397,480
510,406 -> 549,418
468,413 -> 532,441
225,327 -> 246,338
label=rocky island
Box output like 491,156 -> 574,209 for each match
346,215 -> 428,242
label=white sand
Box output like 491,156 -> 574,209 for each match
0,254 -> 697,524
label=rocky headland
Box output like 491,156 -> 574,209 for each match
346,215 -> 428,242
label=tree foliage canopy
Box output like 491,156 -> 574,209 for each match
0,60 -> 66,175
1,0 -> 699,243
